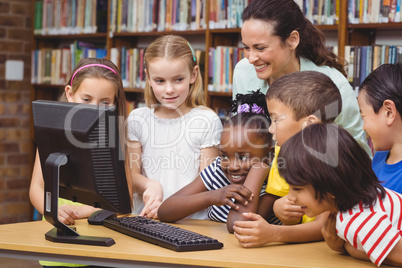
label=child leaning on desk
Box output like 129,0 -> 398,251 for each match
233,71 -> 343,247
279,123 -> 402,267
29,58 -> 129,268
357,62 -> 402,194
126,35 -> 222,220
158,90 -> 275,233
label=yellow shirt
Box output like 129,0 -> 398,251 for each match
266,145 -> 314,224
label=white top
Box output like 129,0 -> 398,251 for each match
127,106 -> 222,219
336,188 -> 402,266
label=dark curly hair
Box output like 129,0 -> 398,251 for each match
226,90 -> 271,142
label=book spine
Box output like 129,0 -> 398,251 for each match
96,0 -> 108,32
34,1 -> 43,35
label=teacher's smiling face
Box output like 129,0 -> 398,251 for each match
241,19 -> 300,84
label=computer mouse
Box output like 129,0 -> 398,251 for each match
87,209 -> 117,225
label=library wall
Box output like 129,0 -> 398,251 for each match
0,0 -> 33,224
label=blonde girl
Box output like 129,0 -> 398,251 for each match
127,35 -> 222,219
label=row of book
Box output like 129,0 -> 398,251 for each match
294,0 -> 339,25
34,0 -> 108,35
110,46 -> 205,89
207,46 -> 244,92
345,45 -> 402,90
348,0 -> 402,24
209,0 -> 251,29
110,0 -> 207,33
110,47 -> 146,89
31,41 -> 107,84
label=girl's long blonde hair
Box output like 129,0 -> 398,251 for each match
144,35 -> 205,107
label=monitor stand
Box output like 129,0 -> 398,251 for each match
43,153 -> 115,246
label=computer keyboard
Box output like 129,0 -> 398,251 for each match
102,216 -> 224,252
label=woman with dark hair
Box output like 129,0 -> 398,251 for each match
278,124 -> 402,267
232,0 -> 370,155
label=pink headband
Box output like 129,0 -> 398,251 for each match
70,64 -> 117,86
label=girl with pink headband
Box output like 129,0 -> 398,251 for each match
29,58 -> 131,268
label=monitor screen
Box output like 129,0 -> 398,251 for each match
32,100 -> 131,246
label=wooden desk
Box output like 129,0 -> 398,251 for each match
0,219 -> 382,267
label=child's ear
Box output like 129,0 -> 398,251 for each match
302,115 -> 320,128
190,65 -> 199,84
383,99 -> 397,125
65,85 -> 74,102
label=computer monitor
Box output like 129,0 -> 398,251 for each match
32,100 -> 131,246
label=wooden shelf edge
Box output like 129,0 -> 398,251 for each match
33,33 -> 108,39
209,28 -> 241,34
208,91 -> 232,97
348,22 -> 402,30
112,29 -> 207,37
315,24 -> 338,31
32,84 -> 65,89
124,88 -> 144,93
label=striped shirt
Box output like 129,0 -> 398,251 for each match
336,188 -> 402,266
200,157 -> 267,223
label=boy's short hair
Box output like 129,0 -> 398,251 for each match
359,62 -> 402,117
266,71 -> 342,123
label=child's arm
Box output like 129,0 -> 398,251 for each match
158,175 -> 253,223
342,228 -> 402,266
127,141 -> 163,219
343,243 -> 370,262
29,151 -> 45,215
226,162 -> 270,233
273,195 -> 305,225
233,211 -> 329,247
198,146 -> 220,172
321,213 -> 346,253
341,232 -> 402,266
158,176 -> 210,222
29,151 -> 100,224
381,241 -> 402,266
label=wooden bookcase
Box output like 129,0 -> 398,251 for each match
31,0 -> 402,121
30,0 -> 346,110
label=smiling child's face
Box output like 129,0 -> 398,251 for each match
287,184 -> 337,217
266,98 -> 306,146
219,125 -> 270,185
357,90 -> 393,152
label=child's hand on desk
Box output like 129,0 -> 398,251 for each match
233,212 -> 274,247
273,195 -> 305,225
58,204 -> 79,225
213,185 -> 253,210
141,179 -> 163,219
321,213 -> 345,253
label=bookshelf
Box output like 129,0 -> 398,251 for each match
31,0 -> 402,112
342,0 -> 402,91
